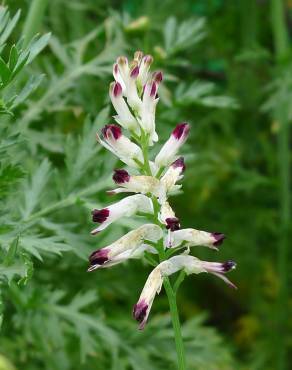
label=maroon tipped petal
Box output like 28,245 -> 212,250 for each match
153,71 -> 163,83
113,82 -> 122,97
91,208 -> 109,223
171,157 -> 186,172
222,260 -> 236,272
102,124 -> 122,140
150,82 -> 157,97
113,169 -> 130,184
212,232 -> 226,247
114,63 -> 119,74
172,123 -> 190,140
130,65 -> 139,78
89,248 -> 109,266
143,54 -> 153,65
133,299 -> 148,329
165,217 -> 181,231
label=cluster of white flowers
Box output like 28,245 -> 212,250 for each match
89,51 -> 236,330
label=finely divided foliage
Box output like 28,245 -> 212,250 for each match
0,6 -> 239,368
89,51 -> 237,364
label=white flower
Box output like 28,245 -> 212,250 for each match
158,201 -> 180,230
109,81 -> 139,133
133,266 -> 163,330
88,224 -> 162,271
137,54 -> 153,87
161,256 -> 237,288
140,80 -> 159,145
113,56 -> 142,113
168,228 -> 226,250
108,169 -> 165,199
160,157 -> 185,193
133,255 -> 236,329
155,123 -> 190,168
91,194 -> 153,234
97,124 -> 143,168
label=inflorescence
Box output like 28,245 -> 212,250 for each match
88,51 -> 236,330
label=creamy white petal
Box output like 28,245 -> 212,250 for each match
155,123 -> 190,167
91,194 -> 153,234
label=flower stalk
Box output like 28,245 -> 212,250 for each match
88,51 -> 236,369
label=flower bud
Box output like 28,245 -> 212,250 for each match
113,63 -> 126,93
155,123 -> 190,167
133,255 -> 236,328
152,71 -> 163,84
88,224 -> 162,271
138,54 -> 153,86
97,124 -> 143,168
159,201 -> 179,226
134,50 -> 143,63
140,80 -> 159,144
91,194 -> 153,234
109,82 -> 139,132
109,170 -> 164,198
160,157 -> 185,193
169,228 -> 226,250
133,267 -> 163,330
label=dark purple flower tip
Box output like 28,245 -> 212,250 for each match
153,71 -> 163,83
91,208 -> 109,223
212,232 -> 226,247
171,157 -> 186,172
113,82 -> 122,97
113,169 -> 130,184
102,124 -> 122,140
165,217 -> 181,231
172,123 -> 190,140
222,260 -> 236,272
150,81 -> 157,97
133,299 -> 148,329
89,248 -> 109,267
130,65 -> 139,78
143,54 -> 153,65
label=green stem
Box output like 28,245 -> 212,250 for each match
23,0 -> 48,47
164,278 -> 186,370
271,1 -> 290,370
139,131 -> 186,369
140,131 -> 152,175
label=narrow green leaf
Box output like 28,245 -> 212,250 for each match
0,56 -> 11,85
8,45 -> 19,71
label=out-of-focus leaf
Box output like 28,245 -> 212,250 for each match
20,159 -> 51,219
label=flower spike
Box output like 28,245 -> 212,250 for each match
88,51 -> 237,338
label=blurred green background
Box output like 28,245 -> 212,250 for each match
0,0 -> 291,369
